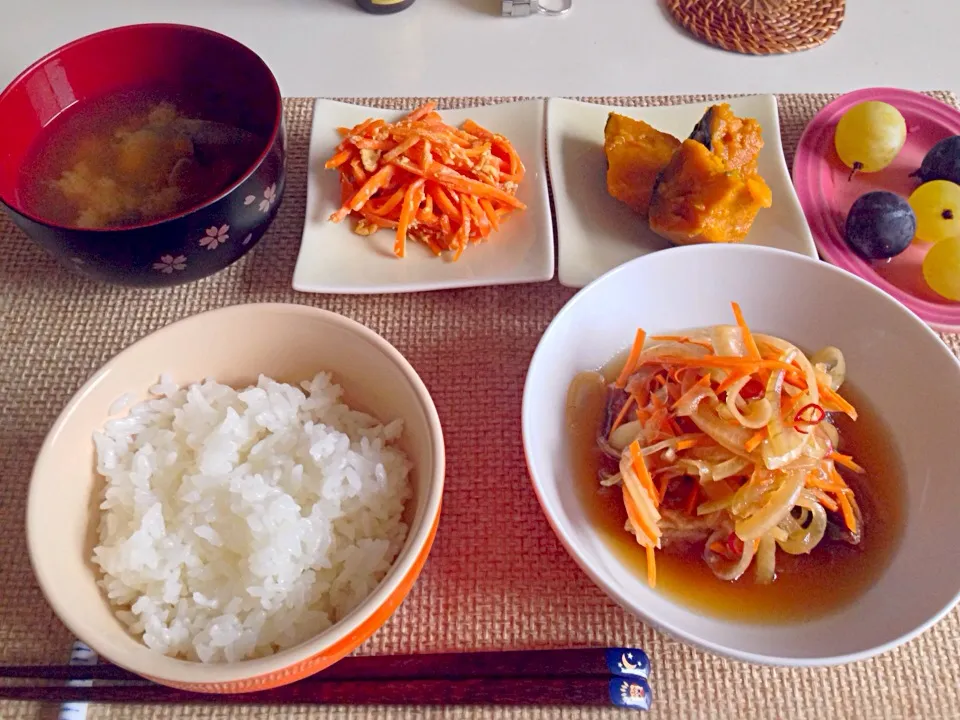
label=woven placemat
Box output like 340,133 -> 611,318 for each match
1,93 -> 959,720
666,0 -> 845,55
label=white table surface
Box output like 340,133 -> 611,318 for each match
0,0 -> 955,99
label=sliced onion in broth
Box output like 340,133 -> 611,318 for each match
609,420 -> 644,452
704,527 -> 756,581
735,470 -> 805,541
776,490 -> 827,555
755,533 -> 777,584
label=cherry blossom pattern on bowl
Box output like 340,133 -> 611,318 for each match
244,183 -> 279,214
793,88 -> 960,332
143,161 -> 286,283
152,170 -> 285,275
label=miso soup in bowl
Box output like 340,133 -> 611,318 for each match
0,24 -> 286,287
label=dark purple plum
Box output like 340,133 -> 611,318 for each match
844,191 -> 916,260
912,135 -> 960,185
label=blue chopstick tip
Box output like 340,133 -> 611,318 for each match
605,647 -> 650,679
609,677 -> 652,710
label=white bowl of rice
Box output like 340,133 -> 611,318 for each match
27,303 -> 445,692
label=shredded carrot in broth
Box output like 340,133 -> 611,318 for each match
596,302 -> 865,588
615,329 -> 647,389
829,452 -> 866,474
325,102 -> 526,259
610,394 -> 636,434
629,440 -> 660,509
731,302 -> 762,361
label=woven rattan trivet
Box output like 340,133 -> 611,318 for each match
666,0 -> 845,55
1,93 -> 959,720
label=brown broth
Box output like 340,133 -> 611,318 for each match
17,87 -> 262,229
566,357 -> 906,624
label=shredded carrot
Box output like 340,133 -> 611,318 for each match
339,175 -> 356,204
684,483 -> 700,515
657,475 -> 671,503
674,437 -> 701,452
610,395 -> 636,435
809,488 -> 839,512
783,374 -> 806,391
745,428 -> 766,453
349,158 -> 368,185
716,369 -> 746,394
326,102 -> 525,259
428,163 -> 525,208
709,541 -> 728,556
622,485 -> 658,545
395,179 -> 425,258
836,490 -> 858,534
331,165 -> 396,223
829,452 -> 865,474
403,101 -> 437,123
382,134 -> 421,163
805,474 -> 844,492
643,354 -> 796,374
428,183 -> 461,222
479,198 -> 500,231
649,335 -> 714,349
827,465 -> 850,490
358,210 -> 398,229
629,440 -> 660,508
615,329 -> 647,389
370,187 -> 405,216
731,302 -> 762,360
783,391 -> 809,420
324,148 -> 354,169
816,381 -> 858,420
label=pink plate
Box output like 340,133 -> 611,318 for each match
793,87 -> 960,332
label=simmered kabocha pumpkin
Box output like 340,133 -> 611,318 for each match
604,113 -> 680,216
688,103 -> 765,174
649,104 -> 772,245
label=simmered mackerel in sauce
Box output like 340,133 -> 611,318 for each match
565,353 -> 905,624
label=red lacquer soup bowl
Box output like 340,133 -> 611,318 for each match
0,24 -> 285,287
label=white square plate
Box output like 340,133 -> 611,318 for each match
547,96 -> 818,288
294,99 -> 554,294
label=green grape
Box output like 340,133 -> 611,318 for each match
908,180 -> 960,243
834,101 -> 907,174
922,235 -> 960,300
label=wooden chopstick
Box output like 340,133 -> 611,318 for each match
0,647 -> 650,683
0,677 -> 653,709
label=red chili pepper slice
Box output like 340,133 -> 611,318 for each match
793,402 -> 825,434
726,532 -> 744,557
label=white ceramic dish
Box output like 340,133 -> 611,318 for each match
546,96 -> 818,288
522,244 -> 960,666
294,99 -> 554,294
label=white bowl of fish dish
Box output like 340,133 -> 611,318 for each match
522,243 -> 960,666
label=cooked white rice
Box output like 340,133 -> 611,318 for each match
92,372 -> 413,663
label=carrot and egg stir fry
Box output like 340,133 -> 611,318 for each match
599,303 -> 863,588
325,102 -> 526,260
